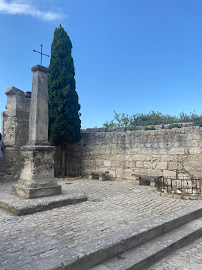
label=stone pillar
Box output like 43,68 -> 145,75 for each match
11,65 -> 61,199
28,65 -> 49,145
1,87 -> 31,181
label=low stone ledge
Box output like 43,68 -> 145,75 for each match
81,123 -> 199,134
0,188 -> 87,215
11,184 -> 61,199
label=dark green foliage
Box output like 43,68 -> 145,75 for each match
48,25 -> 81,145
103,111 -> 202,128
144,126 -> 156,131
167,124 -> 181,130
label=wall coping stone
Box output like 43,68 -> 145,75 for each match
31,65 -> 49,74
5,86 -> 24,96
81,123 -> 201,134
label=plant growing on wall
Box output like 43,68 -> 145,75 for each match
103,111 -> 202,128
167,124 -> 181,130
48,25 -> 81,176
144,126 -> 156,131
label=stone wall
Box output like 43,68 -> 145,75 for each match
55,124 -> 202,180
1,86 -> 202,182
1,86 -> 31,181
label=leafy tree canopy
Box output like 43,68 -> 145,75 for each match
103,111 -> 202,128
48,25 -> 81,145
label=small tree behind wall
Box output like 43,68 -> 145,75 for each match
48,25 -> 81,176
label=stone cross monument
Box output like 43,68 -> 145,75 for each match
11,65 -> 61,199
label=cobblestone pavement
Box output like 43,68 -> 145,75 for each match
147,237 -> 202,270
0,179 -> 200,269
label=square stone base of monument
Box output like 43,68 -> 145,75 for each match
0,183 -> 87,216
11,184 -> 62,199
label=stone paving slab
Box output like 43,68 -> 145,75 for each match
90,217 -> 202,270
0,179 -> 199,270
0,184 -> 87,215
147,236 -> 202,270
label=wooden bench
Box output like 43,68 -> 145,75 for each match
131,173 -> 161,187
87,170 -> 109,181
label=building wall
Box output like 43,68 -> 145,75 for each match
1,87 -> 31,181
55,125 -> 202,180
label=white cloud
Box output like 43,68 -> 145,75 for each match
0,0 -> 62,21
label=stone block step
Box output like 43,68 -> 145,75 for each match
59,203 -> 202,270
0,189 -> 88,215
90,217 -> 202,270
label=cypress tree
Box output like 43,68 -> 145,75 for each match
48,25 -> 81,146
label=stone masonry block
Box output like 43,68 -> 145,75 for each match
154,149 -> 168,155
189,148 -> 202,154
163,170 -> 176,177
96,160 -> 102,166
104,160 -> 111,167
143,162 -> 153,169
156,162 -> 168,170
168,162 -> 182,171
168,148 -> 185,155
136,161 -> 144,168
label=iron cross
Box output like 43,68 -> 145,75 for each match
33,45 -> 49,66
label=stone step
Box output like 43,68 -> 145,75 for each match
90,217 -> 202,270
0,189 -> 88,215
59,203 -> 202,270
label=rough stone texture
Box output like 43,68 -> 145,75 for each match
11,182 -> 61,199
1,86 -> 202,184
28,65 -> 49,145
2,85 -> 202,185
0,179 -> 199,270
1,86 -> 31,181
14,146 -> 57,187
0,182 -> 87,215
12,65 -> 61,198
90,217 -> 202,270
147,237 -> 202,270
55,126 -> 202,180
0,156 -> 6,182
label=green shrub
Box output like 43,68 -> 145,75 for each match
167,124 -> 181,130
144,126 -> 156,131
103,111 -> 202,128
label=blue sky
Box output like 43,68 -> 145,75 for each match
0,0 -> 202,129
